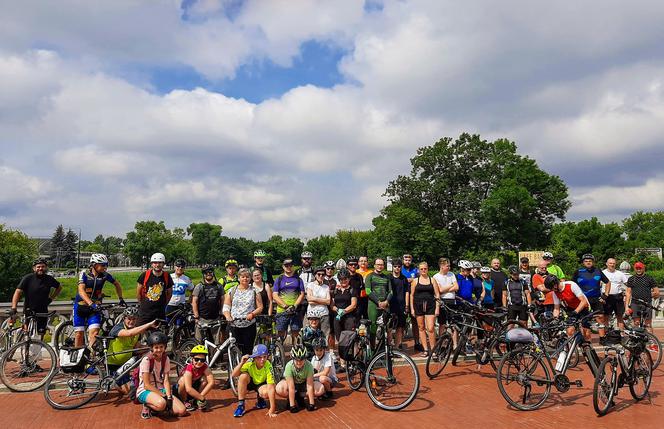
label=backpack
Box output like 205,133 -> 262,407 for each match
337,330 -> 358,361
59,347 -> 90,373
140,270 -> 170,299
130,353 -> 167,403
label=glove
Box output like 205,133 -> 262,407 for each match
335,308 -> 345,320
569,310 -> 578,317
164,396 -> 173,412
90,303 -> 99,311
119,298 -> 127,307
9,308 -> 17,317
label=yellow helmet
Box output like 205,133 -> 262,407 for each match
190,345 -> 208,355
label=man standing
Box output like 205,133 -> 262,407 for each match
10,258 -> 62,337
518,257 -> 533,289
273,259 -> 305,342
297,251 -> 314,324
346,256 -> 367,320
401,254 -> 423,352
602,258 -> 629,330
250,250 -> 274,287
625,262 -> 660,333
532,261 -> 554,316
389,258 -> 410,349
489,259 -> 508,309
356,256 -> 373,320
220,259 -> 239,293
365,259 -> 392,344
471,262 -> 483,302
166,259 -> 193,323
192,265 -> 224,342
136,252 -> 174,325
572,254 -> 611,338
503,266 -> 532,327
542,252 -> 565,280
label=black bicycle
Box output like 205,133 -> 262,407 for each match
255,314 -> 286,380
625,296 -> 662,369
53,299 -> 126,352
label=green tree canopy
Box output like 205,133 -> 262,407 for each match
124,221 -> 174,266
187,222 -> 223,264
0,225 -> 37,300
623,211 -> 664,249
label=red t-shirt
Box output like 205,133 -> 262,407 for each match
185,362 -> 208,381
532,273 -> 554,305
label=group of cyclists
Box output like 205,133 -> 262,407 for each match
6,248 -> 661,419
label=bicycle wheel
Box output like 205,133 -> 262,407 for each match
644,332 -> 662,370
175,339 -> 197,363
496,348 -> 551,411
270,340 -> 286,380
451,335 -> 467,366
0,339 -> 57,392
228,344 -> 242,396
629,350 -> 653,400
53,320 -> 76,352
488,339 -> 507,372
43,365 -> 103,410
426,333 -> 452,378
345,343 -> 366,390
593,356 -> 616,416
365,349 -> 419,411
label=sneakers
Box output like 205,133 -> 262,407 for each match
196,399 -> 209,411
307,403 -> 315,412
289,405 -> 300,413
233,402 -> 245,418
141,405 -> 152,420
184,401 -> 196,412
322,390 -> 333,400
256,397 -> 267,409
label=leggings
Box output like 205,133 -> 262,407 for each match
231,323 -> 257,356
367,301 -> 385,336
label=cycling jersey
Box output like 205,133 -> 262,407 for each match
220,275 -> 239,293
167,273 -> 193,306
107,322 -> 139,366
401,265 -> 419,280
505,278 -> 528,306
273,274 -> 304,313
572,266 -> 609,298
547,264 -> 565,279
76,270 -> 116,305
456,273 -> 474,301
552,281 -> 585,309
365,272 -> 392,304
482,279 -> 494,304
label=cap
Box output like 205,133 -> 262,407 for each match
508,265 -> 519,274
250,344 -> 268,358
634,262 -> 645,269
282,258 -> 294,265
520,257 -> 529,263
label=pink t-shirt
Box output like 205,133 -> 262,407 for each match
137,353 -> 170,396
184,362 -> 208,381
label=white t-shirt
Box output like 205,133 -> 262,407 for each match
306,281 -> 330,317
603,269 -> 628,295
168,273 -> 193,306
434,272 -> 457,299
311,351 -> 337,382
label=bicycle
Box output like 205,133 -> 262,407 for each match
175,318 -> 243,395
0,316 -> 24,356
53,299 -> 126,352
43,335 -> 152,409
255,314 -> 286,380
345,318 -> 373,390
625,296 -> 662,369
0,309 -> 58,392
363,312 -> 420,411
426,302 -> 470,378
164,303 -> 196,353
495,310 -> 604,411
592,326 -> 653,415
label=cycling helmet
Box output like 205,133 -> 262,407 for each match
347,256 -> 359,264
619,261 -> 631,272
544,275 -> 560,290
480,266 -> 491,273
147,331 -> 169,346
472,261 -> 482,269
150,253 -> 166,263
290,344 -> 307,360
201,264 -> 215,274
123,307 -> 139,318
508,265 -> 519,274
254,249 -> 267,258
190,345 -> 209,355
581,253 -> 595,261
314,266 -> 325,274
458,260 -> 473,270
301,251 -> 313,259
225,259 -> 238,267
312,337 -> 327,349
174,258 -> 186,267
323,260 -> 335,269
33,258 -> 49,266
90,253 -> 108,266
335,259 -> 347,270
337,268 -> 350,280
542,251 -> 554,260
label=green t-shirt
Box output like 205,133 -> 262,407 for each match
547,265 -> 565,280
241,360 -> 275,385
283,360 -> 313,384
221,275 -> 239,293
365,272 -> 392,304
106,323 -> 139,366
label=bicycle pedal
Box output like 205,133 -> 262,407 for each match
574,380 -> 583,387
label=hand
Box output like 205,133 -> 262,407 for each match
90,303 -> 99,311
247,313 -> 255,321
241,354 -> 250,363
119,298 -> 127,306
267,410 -> 278,418
625,308 -> 633,316
150,320 -> 160,328
600,294 -> 608,303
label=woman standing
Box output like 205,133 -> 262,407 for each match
252,268 -> 273,315
410,262 -> 439,356
331,269 -> 358,344
223,268 -> 264,355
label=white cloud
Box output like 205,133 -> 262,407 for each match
570,176 -> 664,217
0,166 -> 57,202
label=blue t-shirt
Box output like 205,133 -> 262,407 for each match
76,270 -> 116,304
401,266 -> 419,280
456,273 -> 474,302
572,267 -> 609,298
482,279 -> 494,304
273,274 -> 305,313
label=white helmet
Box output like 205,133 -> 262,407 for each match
90,253 -> 108,265
150,252 -> 166,263
542,251 -> 554,260
335,258 -> 347,270
619,261 -> 631,272
458,260 -> 473,269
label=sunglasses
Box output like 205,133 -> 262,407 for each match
348,263 -> 358,267
204,271 -> 214,275
303,257 -> 312,260
315,273 -> 324,277
283,263 -> 293,267
193,357 -> 206,363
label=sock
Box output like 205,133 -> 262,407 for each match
238,400 -> 245,406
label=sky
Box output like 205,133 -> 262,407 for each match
1,0 -> 664,241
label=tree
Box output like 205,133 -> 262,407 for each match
261,235 -> 304,272
622,211 -> 664,250
0,225 -> 37,300
50,225 -> 66,267
329,230 -> 372,261
168,227 -> 196,264
383,133 -> 570,259
62,229 -> 79,267
187,223 -> 223,264
304,235 -> 338,264
124,221 -> 173,267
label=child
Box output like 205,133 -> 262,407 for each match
232,344 -> 277,418
479,267 -> 495,309
275,344 -> 323,412
301,315 -> 324,358
137,332 -> 186,419
310,338 -> 337,399
175,345 -> 215,411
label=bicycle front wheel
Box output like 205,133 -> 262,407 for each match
426,333 -> 452,378
365,349 -> 420,411
496,348 -> 551,411
644,332 -> 662,370
228,344 -> 242,396
345,343 -> 366,390
43,366 -> 103,410
270,340 -> 286,380
0,339 -> 57,392
593,356 -> 617,416
53,320 -> 76,352
629,350 -> 653,400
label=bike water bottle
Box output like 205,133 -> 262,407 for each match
115,356 -> 138,382
555,350 -> 567,371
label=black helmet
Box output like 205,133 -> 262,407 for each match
337,268 -> 350,280
33,258 -> 48,266
314,266 -> 325,274
347,256 -> 358,264
544,275 -> 560,290
582,253 -> 595,262
147,331 -> 169,346
201,264 -> 215,274
291,344 -> 307,359
174,259 -> 186,267
312,337 -> 327,349
508,265 -> 519,274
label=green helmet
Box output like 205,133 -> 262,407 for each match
254,249 -> 267,258
290,344 -> 307,360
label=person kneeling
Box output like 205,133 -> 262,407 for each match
233,344 -> 277,418
137,332 -> 186,419
175,345 -> 214,412
276,344 -> 323,412
311,338 -> 337,399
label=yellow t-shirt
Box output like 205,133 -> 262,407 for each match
241,360 -> 275,385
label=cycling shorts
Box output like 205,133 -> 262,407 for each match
73,303 -> 101,331
275,312 -> 303,332
138,388 -> 166,404
603,294 -> 624,317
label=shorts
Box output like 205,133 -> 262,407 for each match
631,302 -> 653,320
603,294 -> 625,317
391,311 -> 407,329
314,374 -> 339,384
174,378 -> 202,395
413,297 -> 435,316
73,304 -> 101,331
138,388 -> 166,404
247,381 -> 267,392
108,365 -> 131,387
588,297 -> 604,313
294,382 -> 308,394
507,305 -> 528,322
276,312 -> 303,332
564,308 -> 592,328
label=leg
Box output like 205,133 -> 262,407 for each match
74,329 -> 85,348
144,391 -> 167,412
177,380 -> 188,401
416,316 -> 427,354
171,395 -> 187,416
237,373 -> 250,400
87,327 -> 100,348
275,380 -> 289,398
424,315 -> 436,352
318,375 -> 332,391
313,381 -> 325,397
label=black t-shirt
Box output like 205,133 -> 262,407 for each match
137,270 -> 174,321
490,269 -> 508,304
627,274 -> 657,303
333,286 -> 358,310
506,279 -> 529,306
17,273 -> 60,311
389,274 -> 410,311
250,264 -> 274,285
349,272 -> 364,294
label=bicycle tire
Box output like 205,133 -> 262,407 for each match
53,320 -> 76,352
629,350 -> 653,401
645,332 -> 662,370
346,342 -> 367,391
593,356 -> 616,416
43,365 -> 103,410
270,340 -> 286,380
496,348 -> 551,411
426,333 -> 452,378
365,349 -> 420,411
174,339 -> 197,364
228,344 -> 242,396
451,335 -> 467,366
0,339 -> 57,392
488,339 -> 507,372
